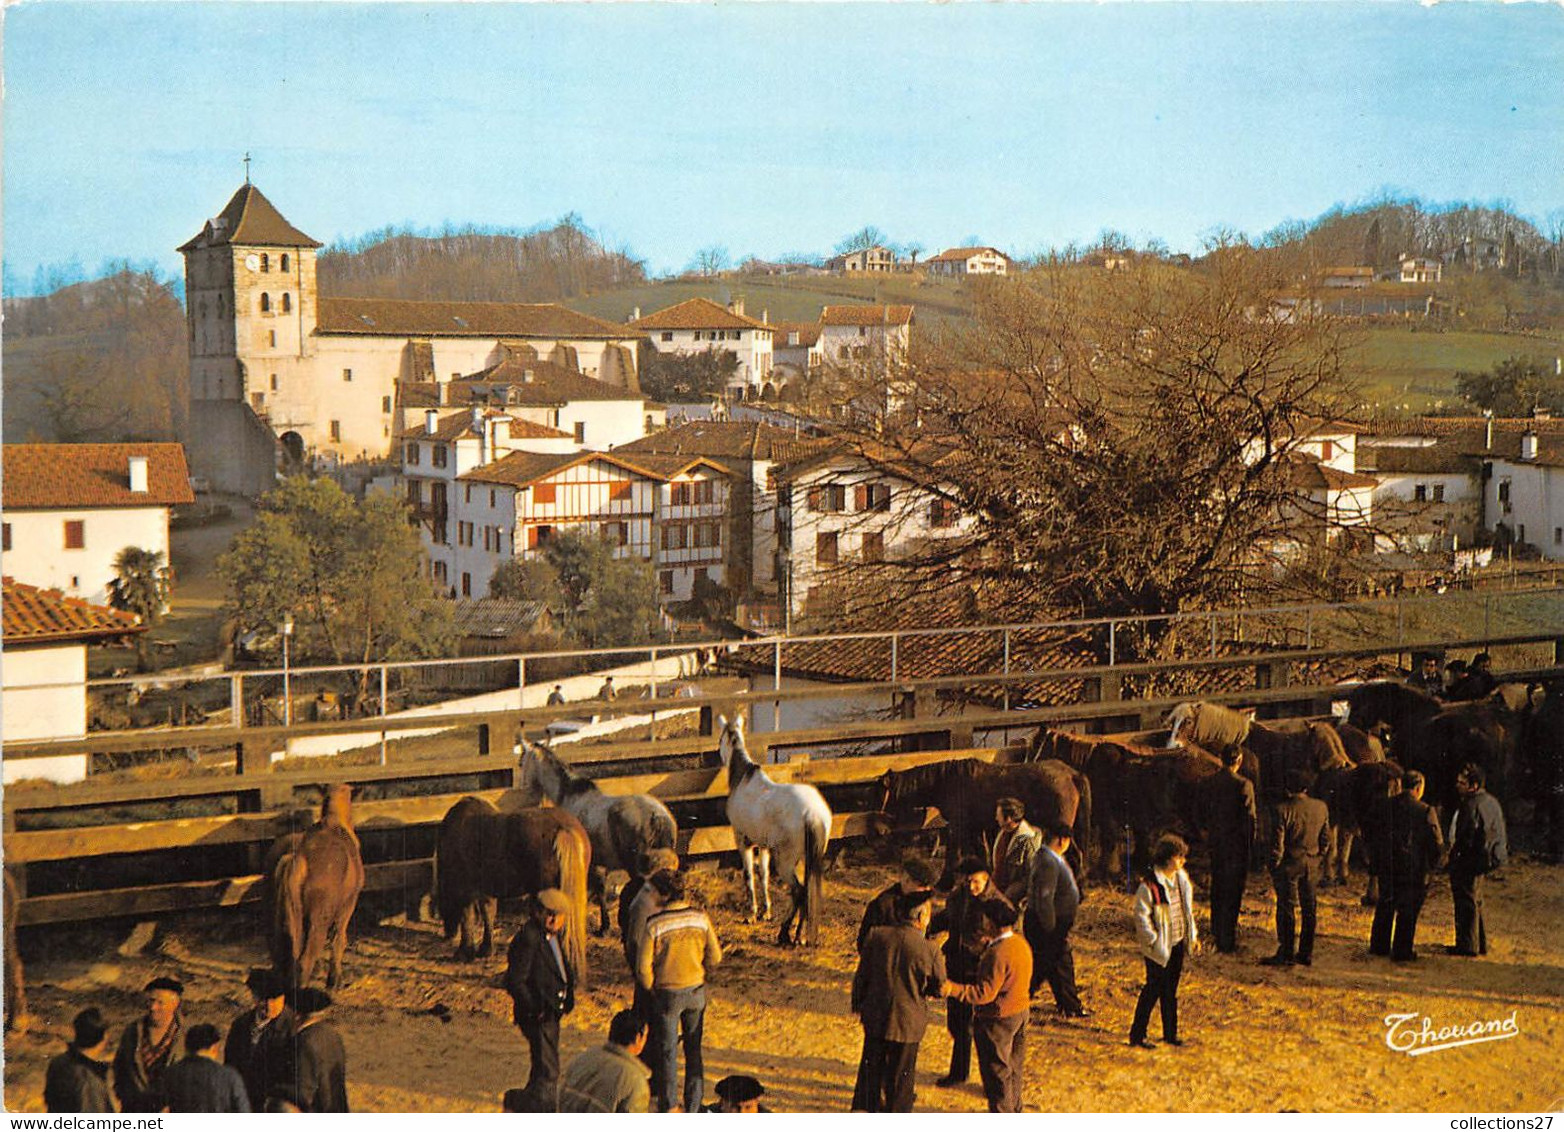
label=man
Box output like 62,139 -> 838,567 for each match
704,1075 -> 771,1113
1204,748 -> 1257,953
505,888 -> 577,1111
1024,823 -> 1087,1017
1446,764 -> 1508,957
546,685 -> 567,706
1406,653 -> 1445,698
112,976 -> 184,1112
1448,653 -> 1497,702
598,675 -> 617,702
621,850 -> 680,970
1261,771 -> 1330,967
1370,771 -> 1445,962
45,1008 -> 115,1113
224,967 -> 295,1110
928,858 -> 1010,1088
558,1010 -> 652,1114
943,901 -> 1033,1113
163,1023 -> 250,1112
857,856 -> 939,953
850,891 -> 945,1112
291,987 -> 349,1112
636,869 -> 723,1113
990,798 -> 1042,907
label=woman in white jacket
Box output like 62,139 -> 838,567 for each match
1129,835 -> 1201,1049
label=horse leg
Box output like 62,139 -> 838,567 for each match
757,847 -> 773,922
327,885 -> 361,990
478,897 -> 497,958
1319,824 -> 1339,889
456,900 -> 478,961
593,867 -> 611,938
1336,830 -> 1356,886
738,842 -> 758,923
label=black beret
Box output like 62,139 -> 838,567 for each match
715,1075 -> 766,1103
144,976 -> 185,995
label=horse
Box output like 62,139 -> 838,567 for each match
1031,729 -> 1211,881
1313,759 -> 1404,898
718,715 -> 832,946
270,784 -> 366,989
434,796 -> 591,976
516,738 -> 678,936
1166,702 -> 1350,801
1523,679 -> 1564,860
877,755 -> 1092,885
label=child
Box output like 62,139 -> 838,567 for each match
1129,834 -> 1201,1049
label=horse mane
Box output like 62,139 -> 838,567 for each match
722,719 -> 760,788
887,757 -> 982,804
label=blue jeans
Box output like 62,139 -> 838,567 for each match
649,985 -> 706,1112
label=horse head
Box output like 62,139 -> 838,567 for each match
516,738 -> 559,802
1164,703 -> 1195,748
717,714 -> 753,777
320,784 -> 354,829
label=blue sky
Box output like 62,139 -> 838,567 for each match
3,2 -> 1562,291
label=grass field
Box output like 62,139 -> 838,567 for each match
1347,327 -> 1564,413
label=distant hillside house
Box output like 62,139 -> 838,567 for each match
630,298 -> 776,398
0,443 -> 194,605
818,305 -> 915,375
826,246 -> 897,274
440,449 -> 733,603
180,183 -> 641,492
1320,266 -> 1376,289
1398,256 -> 1443,284
3,578 -> 144,785
925,246 -> 1011,278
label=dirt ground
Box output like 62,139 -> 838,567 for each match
4,852 -> 1560,1113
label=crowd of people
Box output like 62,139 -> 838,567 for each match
39,758 -> 1514,1115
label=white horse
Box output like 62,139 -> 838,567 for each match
516,738 -> 679,935
719,715 -> 832,946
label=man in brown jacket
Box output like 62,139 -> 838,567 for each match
943,901 -> 1033,1113
850,891 -> 945,1112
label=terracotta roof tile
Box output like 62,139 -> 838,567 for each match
820,304 -> 915,327
316,298 -> 635,340
772,322 -> 821,348
453,358 -> 646,404
2,577 -> 144,644
927,247 -> 1010,263
2,444 -> 195,510
179,184 -> 320,252
631,298 -> 772,332
395,410 -> 572,443
618,421 -> 829,462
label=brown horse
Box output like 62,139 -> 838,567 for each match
4,871 -> 28,1033
434,797 -> 591,979
271,785 -> 365,989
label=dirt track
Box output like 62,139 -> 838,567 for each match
5,854 -> 1561,1113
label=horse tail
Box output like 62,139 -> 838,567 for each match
553,823 -> 590,984
803,809 -> 829,945
1072,768 -> 1094,882
273,850 -> 308,983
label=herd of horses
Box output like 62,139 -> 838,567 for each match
244,677 -> 1562,991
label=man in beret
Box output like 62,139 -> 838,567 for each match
113,976 -> 184,1112
291,987 -> 349,1112
704,1075 -> 771,1113
856,856 -> 939,954
224,967 -> 295,1109
164,1023 -> 250,1112
45,1008 -> 115,1113
506,889 -> 577,1111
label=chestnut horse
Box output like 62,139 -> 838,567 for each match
270,784 -> 365,988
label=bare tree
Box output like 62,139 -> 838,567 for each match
836,227 -> 889,255
692,245 -> 731,276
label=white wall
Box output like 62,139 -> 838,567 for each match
1488,459 -> 1564,558
1,644 -> 90,784
2,506 -> 171,605
649,328 -> 775,390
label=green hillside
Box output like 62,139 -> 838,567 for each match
1347,327 -> 1564,413
565,272 -> 973,327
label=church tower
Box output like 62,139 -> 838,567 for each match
179,182 -> 321,407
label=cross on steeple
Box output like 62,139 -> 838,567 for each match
243,152 -> 252,184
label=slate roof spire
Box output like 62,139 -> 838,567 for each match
179,183 -> 321,252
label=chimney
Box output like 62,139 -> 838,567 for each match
1484,411 -> 1494,451
1521,431 -> 1539,461
728,297 -> 745,318
128,455 -> 149,493
471,405 -> 485,431
762,308 -> 769,326
632,307 -> 641,321
425,409 -> 439,435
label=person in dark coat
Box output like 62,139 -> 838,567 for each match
164,1023 -> 250,1113
45,1008 -> 115,1113
1261,773 -> 1330,967
1024,824 -> 1087,1017
1406,653 -> 1445,698
1446,763 -> 1508,957
1203,748 -> 1257,953
928,858 -> 1010,1089
290,987 -> 349,1112
112,976 -> 184,1112
1369,771 -> 1445,962
1447,654 -> 1497,702
990,799 -> 1042,907
505,889 -> 577,1111
850,891 -> 945,1112
224,967 -> 295,1110
856,856 -> 939,953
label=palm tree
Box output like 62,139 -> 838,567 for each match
109,546 -> 170,670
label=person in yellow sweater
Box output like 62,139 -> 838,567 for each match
634,870 -> 723,1112
941,901 -> 1033,1113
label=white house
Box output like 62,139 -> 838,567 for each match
826,246 -> 897,274
448,450 -> 733,603
2,578 -> 144,785
818,305 -> 914,373
0,443 -> 195,605
924,246 -> 1011,278
631,298 -> 776,397
1399,256 -> 1443,284
770,444 -> 971,622
771,322 -> 823,379
448,356 -> 663,451
1484,432 -> 1564,558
